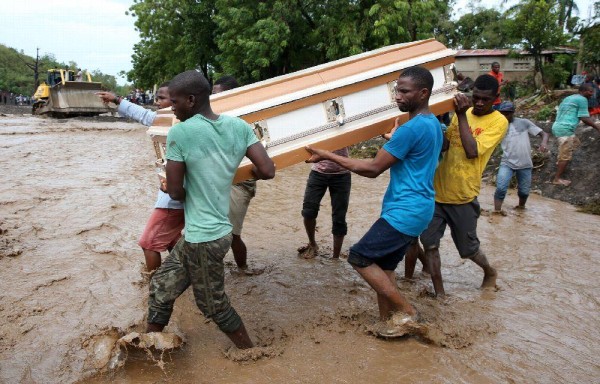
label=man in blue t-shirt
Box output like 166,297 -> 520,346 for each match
551,83 -> 600,186
146,70 -> 275,350
305,66 -> 443,339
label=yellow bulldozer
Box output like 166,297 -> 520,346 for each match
32,69 -> 112,117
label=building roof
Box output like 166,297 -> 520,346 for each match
456,47 -> 577,57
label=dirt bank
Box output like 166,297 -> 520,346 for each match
1,114 -> 599,383
482,120 -> 600,209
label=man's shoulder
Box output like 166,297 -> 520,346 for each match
513,117 -> 535,127
168,120 -> 185,135
219,114 -> 249,127
407,113 -> 440,128
479,110 -> 508,127
564,94 -> 585,103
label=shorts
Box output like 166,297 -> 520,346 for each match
147,233 -> 242,333
229,180 -> 256,236
138,208 -> 185,252
348,218 -> 416,271
420,199 -> 481,258
557,135 -> 581,161
301,170 -> 351,236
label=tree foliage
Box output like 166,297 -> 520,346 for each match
446,8 -> 517,49
506,0 -> 566,85
127,0 -> 218,88
127,0 -> 453,85
0,44 -> 128,96
577,1 -> 600,72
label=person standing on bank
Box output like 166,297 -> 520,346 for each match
488,62 -> 507,109
551,83 -> 600,186
147,70 -> 275,349
305,66 -> 443,338
493,101 -> 549,214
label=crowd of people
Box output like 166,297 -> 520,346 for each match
97,62 -> 599,350
0,90 -> 31,105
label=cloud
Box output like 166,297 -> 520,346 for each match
0,0 -> 139,82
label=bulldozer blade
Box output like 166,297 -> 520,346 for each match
37,82 -> 113,116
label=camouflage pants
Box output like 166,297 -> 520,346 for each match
147,233 -> 243,333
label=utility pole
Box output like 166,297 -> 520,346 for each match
33,47 -> 40,91
18,47 -> 41,94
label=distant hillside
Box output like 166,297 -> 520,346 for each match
0,44 -> 128,96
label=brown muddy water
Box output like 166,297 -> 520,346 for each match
0,115 -> 599,384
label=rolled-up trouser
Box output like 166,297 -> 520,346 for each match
147,233 -> 243,333
301,170 -> 351,236
494,165 -> 533,201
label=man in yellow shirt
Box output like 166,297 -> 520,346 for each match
418,74 -> 508,296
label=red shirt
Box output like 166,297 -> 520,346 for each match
488,70 -> 504,105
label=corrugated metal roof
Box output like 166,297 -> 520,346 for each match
457,49 -> 510,56
456,47 -> 578,57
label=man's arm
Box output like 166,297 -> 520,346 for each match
580,117 -> 600,133
305,146 -> 397,178
538,130 -> 549,152
246,142 -> 275,180
97,91 -> 156,127
165,160 -> 186,201
454,93 -> 478,159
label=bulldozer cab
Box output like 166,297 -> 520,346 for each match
47,69 -> 76,86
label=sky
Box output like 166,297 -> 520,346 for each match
0,0 -> 596,86
0,0 -> 138,84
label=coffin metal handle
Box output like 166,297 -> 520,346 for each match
324,98 -> 346,125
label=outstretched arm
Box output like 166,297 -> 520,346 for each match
97,91 -> 156,127
581,117 -> 600,133
305,146 -> 397,178
246,142 -> 275,180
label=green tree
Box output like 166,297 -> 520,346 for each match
127,0 -> 453,85
576,1 -> 600,73
506,0 -> 566,87
126,0 -> 218,88
446,8 -> 516,49
366,0 -> 451,46
0,43 -> 126,96
557,0 -> 579,31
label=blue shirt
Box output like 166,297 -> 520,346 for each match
552,94 -> 590,137
381,113 -> 443,237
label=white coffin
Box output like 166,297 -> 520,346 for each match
147,39 -> 457,183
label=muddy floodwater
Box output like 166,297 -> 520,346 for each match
1,115 -> 599,384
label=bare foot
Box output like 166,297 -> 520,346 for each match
298,244 -> 318,259
492,209 -> 507,216
481,267 -> 498,290
513,205 -> 526,210
552,179 -> 571,186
